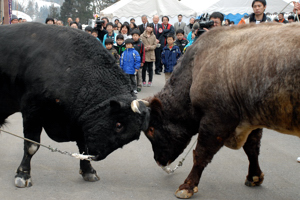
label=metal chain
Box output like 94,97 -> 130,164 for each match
161,138 -> 197,174
0,129 -> 95,161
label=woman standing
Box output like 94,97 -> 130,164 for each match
140,23 -> 157,87
120,24 -> 132,40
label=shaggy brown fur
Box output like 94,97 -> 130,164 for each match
144,23 -> 300,198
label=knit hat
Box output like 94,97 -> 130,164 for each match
125,38 -> 134,44
131,29 -> 141,36
45,17 -> 55,24
105,38 -> 114,45
11,14 -> 18,22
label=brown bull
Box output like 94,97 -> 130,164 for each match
144,23 -> 300,198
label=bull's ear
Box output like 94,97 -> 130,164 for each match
150,97 -> 163,116
110,100 -> 126,111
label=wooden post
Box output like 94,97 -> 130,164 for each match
3,0 -> 10,24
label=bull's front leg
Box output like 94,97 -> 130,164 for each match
15,113 -> 42,188
175,119 -> 225,199
243,128 -> 264,187
76,140 -> 100,182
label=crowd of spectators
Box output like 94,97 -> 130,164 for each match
6,0 -> 300,94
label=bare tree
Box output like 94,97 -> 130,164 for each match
92,0 -> 119,14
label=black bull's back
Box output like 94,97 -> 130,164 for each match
0,22 -> 149,188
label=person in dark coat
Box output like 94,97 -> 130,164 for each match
75,17 -> 82,30
138,15 -> 149,36
161,34 -> 181,82
175,29 -> 188,54
152,15 -> 163,75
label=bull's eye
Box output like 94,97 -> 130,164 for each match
115,122 -> 123,132
147,127 -> 155,138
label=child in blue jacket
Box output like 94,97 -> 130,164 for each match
161,34 -> 181,82
120,38 -> 141,94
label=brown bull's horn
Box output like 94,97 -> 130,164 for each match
137,99 -> 150,107
131,100 -> 141,114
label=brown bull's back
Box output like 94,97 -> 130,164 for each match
190,23 -> 300,141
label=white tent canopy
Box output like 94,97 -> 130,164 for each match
12,10 -> 33,22
204,0 -> 294,14
100,0 -> 197,25
180,0 -> 220,15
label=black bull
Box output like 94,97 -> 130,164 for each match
0,22 -> 149,187
144,23 -> 300,199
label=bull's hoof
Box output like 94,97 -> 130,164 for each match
15,176 -> 32,188
175,189 -> 194,199
79,169 -> 100,182
245,173 -> 264,187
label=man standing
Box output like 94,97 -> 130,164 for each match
184,17 -> 195,38
138,15 -> 148,35
152,15 -> 163,75
278,13 -> 288,23
158,16 -> 175,74
67,18 -> 73,26
101,17 -> 109,30
209,12 -> 224,28
10,15 -> 18,24
238,0 -> 271,24
174,14 -> 186,33
159,16 -> 175,48
75,17 -> 82,30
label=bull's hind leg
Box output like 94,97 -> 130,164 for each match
243,128 -> 264,187
76,140 -> 100,182
175,116 -> 227,199
15,112 -> 42,188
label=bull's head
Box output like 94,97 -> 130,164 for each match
143,98 -> 191,167
82,98 -> 150,161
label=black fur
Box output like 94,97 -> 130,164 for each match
0,22 -> 149,186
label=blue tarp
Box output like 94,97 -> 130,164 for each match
225,13 -> 248,24
197,13 -> 249,25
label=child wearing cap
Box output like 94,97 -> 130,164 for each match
120,39 -> 141,94
105,38 -> 120,66
114,34 -> 126,56
132,29 -> 145,92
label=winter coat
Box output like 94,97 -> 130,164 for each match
102,32 -> 117,46
140,31 -> 157,62
159,24 -> 175,48
184,23 -> 193,38
114,43 -> 126,56
120,48 -> 141,74
133,40 -> 145,64
175,38 -> 189,53
238,13 -> 271,25
107,48 -> 120,66
161,44 -> 181,73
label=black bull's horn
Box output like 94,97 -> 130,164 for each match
131,100 -> 150,114
131,100 -> 150,131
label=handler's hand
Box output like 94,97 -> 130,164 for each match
293,2 -> 300,13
